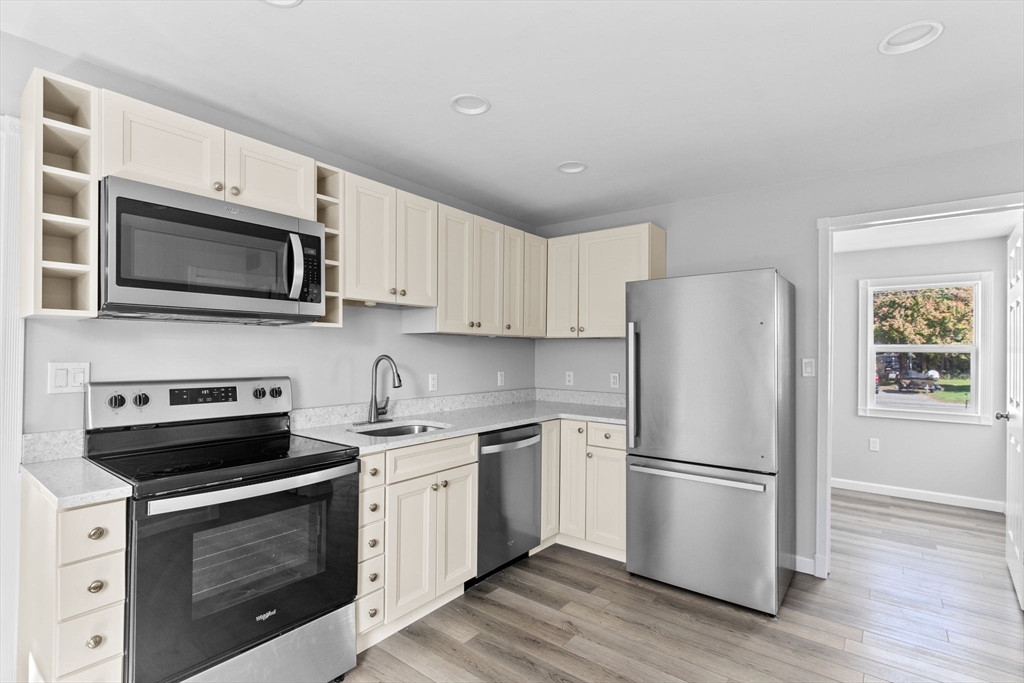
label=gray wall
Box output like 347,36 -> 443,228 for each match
831,238 -> 1007,504
535,140 -> 1024,559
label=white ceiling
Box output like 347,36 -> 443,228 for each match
2,1 -> 1022,227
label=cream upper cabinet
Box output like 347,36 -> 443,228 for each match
523,233 -> 548,338
386,473 -> 437,620
474,217 -> 504,336
585,446 -> 627,550
344,173 -> 397,303
578,223 -> 666,337
436,205 -> 475,333
102,90 -> 225,199
502,226 -> 525,336
225,131 -> 316,220
540,420 -> 561,540
436,463 -> 478,594
558,419 -> 587,539
396,191 -> 438,307
546,235 -> 579,338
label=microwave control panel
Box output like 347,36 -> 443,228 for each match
299,234 -> 321,304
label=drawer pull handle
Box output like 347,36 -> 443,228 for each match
87,527 -> 106,540
369,572 -> 379,582
604,433 -> 611,439
577,427 -> 584,434
86,635 -> 103,649
368,608 -> 378,618
431,483 -> 439,491
587,452 -> 593,459
368,468 -> 379,477
368,539 -> 378,548
87,580 -> 105,594
441,480 -> 448,488
368,503 -> 379,512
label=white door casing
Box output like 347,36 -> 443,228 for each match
1005,219 -> 1024,610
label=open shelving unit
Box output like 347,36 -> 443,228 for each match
20,69 -> 100,318
314,162 -> 343,327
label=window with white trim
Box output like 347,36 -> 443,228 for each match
858,272 -> 994,425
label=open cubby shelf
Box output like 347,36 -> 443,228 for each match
41,76 -> 93,130
316,163 -> 342,200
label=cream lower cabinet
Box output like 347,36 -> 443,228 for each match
558,420 -> 627,550
546,235 -> 579,338
540,420 -> 561,540
356,452 -> 387,636
585,446 -> 627,550
502,226 -> 525,336
558,420 -> 588,539
523,233 -> 548,338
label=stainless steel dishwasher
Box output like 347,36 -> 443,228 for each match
476,424 -> 542,578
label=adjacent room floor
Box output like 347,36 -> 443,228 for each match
349,490 -> 1023,683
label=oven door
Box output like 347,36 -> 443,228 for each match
127,462 -> 359,683
101,176 -> 322,318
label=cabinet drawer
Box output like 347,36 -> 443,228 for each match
58,551 -> 126,621
58,656 -> 122,683
358,554 -> 385,597
56,602 -> 124,678
588,422 -> 626,450
59,501 -> 126,566
359,486 -> 385,527
360,453 -> 385,491
355,590 -> 385,634
358,520 -> 385,562
386,435 -> 477,484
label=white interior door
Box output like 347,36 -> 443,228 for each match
1004,219 -> 1024,610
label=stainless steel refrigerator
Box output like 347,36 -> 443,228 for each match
625,268 -> 796,615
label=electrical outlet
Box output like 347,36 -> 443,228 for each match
428,374 -> 437,392
48,362 -> 89,394
610,373 -> 620,389
869,438 -> 880,452
565,371 -> 574,386
802,359 -> 816,377
497,371 -> 505,387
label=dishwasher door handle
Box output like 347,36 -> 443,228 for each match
480,434 -> 541,454
628,464 -> 766,492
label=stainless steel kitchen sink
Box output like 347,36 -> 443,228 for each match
355,424 -> 444,437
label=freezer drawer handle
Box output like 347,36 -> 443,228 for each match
479,434 -> 540,454
629,465 -> 766,492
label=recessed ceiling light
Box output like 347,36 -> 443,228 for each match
878,20 -> 944,55
557,161 -> 588,174
261,0 -> 303,7
450,94 -> 491,116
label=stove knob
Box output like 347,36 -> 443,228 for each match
253,387 -> 267,400
132,392 -> 150,408
269,387 -> 282,399
107,394 -> 126,409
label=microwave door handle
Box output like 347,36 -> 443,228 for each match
288,233 -> 304,300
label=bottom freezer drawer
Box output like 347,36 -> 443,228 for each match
626,456 -> 779,614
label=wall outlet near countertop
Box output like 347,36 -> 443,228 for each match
869,438 -> 880,452
48,362 -> 89,394
610,373 -> 620,389
497,371 -> 505,387
565,371 -> 574,386
428,373 -> 437,392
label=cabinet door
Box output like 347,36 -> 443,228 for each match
540,420 -> 561,540
546,235 -> 579,338
344,173 -> 397,303
436,464 -> 478,594
558,420 -> 587,539
436,205 -> 475,333
396,191 -> 438,307
586,446 -> 627,550
502,226 -> 525,336
101,90 -> 225,199
578,224 -> 650,337
523,233 -> 548,338
224,131 -> 316,220
386,474 -> 437,621
474,217 -> 504,336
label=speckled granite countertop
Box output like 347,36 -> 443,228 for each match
22,459 -> 131,510
295,400 -> 627,454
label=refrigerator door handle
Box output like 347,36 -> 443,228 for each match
628,464 -> 766,492
627,321 -> 639,448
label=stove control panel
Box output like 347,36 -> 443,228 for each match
86,377 -> 292,430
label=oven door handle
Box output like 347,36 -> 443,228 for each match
288,233 -> 304,301
147,462 -> 358,516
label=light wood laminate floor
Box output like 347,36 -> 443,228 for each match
349,490 -> 1023,683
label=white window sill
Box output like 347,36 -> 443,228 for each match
858,406 -> 993,426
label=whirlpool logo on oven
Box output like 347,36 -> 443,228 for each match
256,609 -> 277,622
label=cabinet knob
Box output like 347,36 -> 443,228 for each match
87,527 -> 106,540
577,427 -> 584,434
579,327 -> 585,332
86,635 -> 103,649
368,608 -> 378,618
368,503 -> 379,512
431,483 -> 439,491
505,324 -> 511,330
368,538 -> 378,548
570,327 -> 576,332
475,322 -> 481,327
441,480 -> 448,488
468,322 -> 475,328
587,452 -> 593,458
369,572 -> 379,582
230,186 -> 240,196
213,181 -> 224,192
368,468 -> 379,477
390,288 -> 397,295
604,433 -> 611,439
399,290 -> 406,296
87,580 -> 105,594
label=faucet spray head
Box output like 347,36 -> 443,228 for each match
393,371 -> 403,389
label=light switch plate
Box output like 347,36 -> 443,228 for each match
497,371 -> 505,387
565,371 -> 574,386
869,438 -> 880,452
48,362 -> 90,394
801,358 -> 816,377
428,374 -> 437,392
610,373 -> 620,389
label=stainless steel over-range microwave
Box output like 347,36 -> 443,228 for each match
99,176 -> 325,324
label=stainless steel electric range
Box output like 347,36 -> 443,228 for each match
85,377 -> 359,683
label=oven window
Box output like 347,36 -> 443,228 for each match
191,503 -> 326,619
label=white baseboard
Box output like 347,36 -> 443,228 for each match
795,555 -> 816,576
546,533 -> 626,562
831,478 -> 1004,513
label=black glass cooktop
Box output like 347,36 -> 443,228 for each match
88,432 -> 359,498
